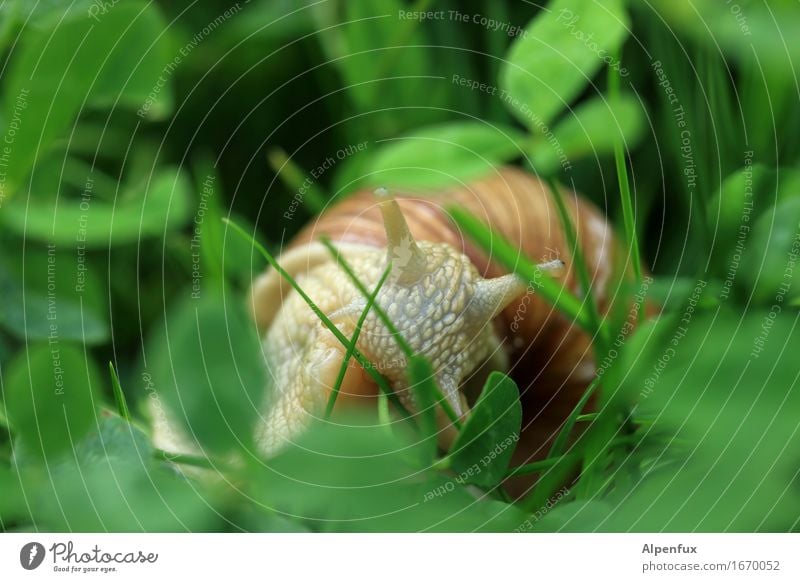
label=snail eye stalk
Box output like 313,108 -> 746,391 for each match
375,187 -> 427,284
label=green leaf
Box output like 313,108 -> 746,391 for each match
0,465 -> 27,526
449,372 -> 521,488
366,122 -> 526,189
407,355 -> 441,464
738,197 -> 800,304
530,95 -> 645,175
3,342 -> 101,460
1,1 -> 172,195
0,243 -> 110,344
252,413 -> 526,532
72,410 -> 152,466
501,0 -> 629,128
311,0 -> 446,133
611,310 -> 800,531
529,499 -> 608,532
0,167 -> 193,247
146,287 -> 266,454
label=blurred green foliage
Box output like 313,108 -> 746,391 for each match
0,0 -> 799,532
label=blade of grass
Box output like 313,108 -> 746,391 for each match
267,148 -> 327,214
223,218 -> 413,422
324,264 -> 392,419
108,362 -> 131,422
545,176 -> 609,348
448,206 -> 595,334
608,54 -> 643,292
320,237 -> 413,355
564,48 -> 647,502
320,237 -> 462,429
518,376 -> 601,510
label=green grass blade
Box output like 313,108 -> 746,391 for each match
108,362 -> 131,422
324,264 -> 391,419
506,454 -> 580,478
267,148 -> 327,214
608,55 -> 643,290
545,176 -> 609,347
320,237 -> 414,356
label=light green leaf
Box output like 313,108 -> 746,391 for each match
501,0 -> 629,128
366,122 -> 526,189
0,167 -> 192,247
739,197 -> 800,304
252,413 -> 526,532
530,95 -> 644,175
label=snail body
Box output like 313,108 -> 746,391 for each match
249,167 -> 620,458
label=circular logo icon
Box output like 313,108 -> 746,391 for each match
19,542 -> 45,570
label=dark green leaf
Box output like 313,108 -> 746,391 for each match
0,243 -> 109,344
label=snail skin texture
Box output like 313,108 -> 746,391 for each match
153,167 -> 621,476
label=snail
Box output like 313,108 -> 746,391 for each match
247,166 -> 622,467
